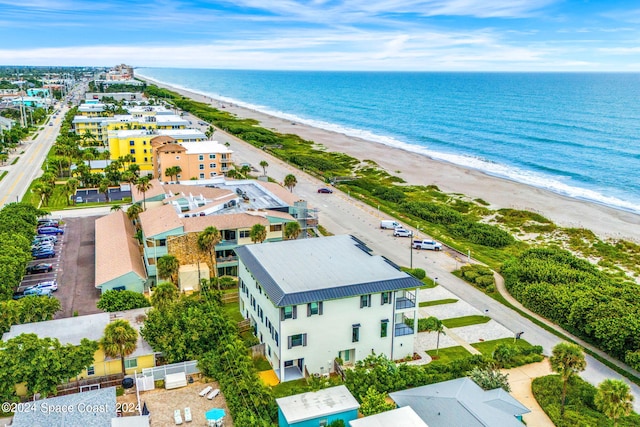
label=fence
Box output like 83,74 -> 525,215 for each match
237,318 -> 251,333
52,373 -> 124,398
141,360 -> 199,381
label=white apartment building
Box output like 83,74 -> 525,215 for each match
235,235 -> 421,382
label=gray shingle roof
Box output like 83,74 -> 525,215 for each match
235,235 -> 423,307
389,378 -> 530,427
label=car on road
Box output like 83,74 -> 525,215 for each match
32,248 -> 55,259
26,263 -> 54,274
317,187 -> 333,194
38,226 -> 64,235
33,280 -> 58,292
393,227 -> 413,237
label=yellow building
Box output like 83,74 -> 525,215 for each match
107,128 -> 207,172
2,308 -> 158,396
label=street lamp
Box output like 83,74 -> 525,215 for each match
409,230 -> 414,269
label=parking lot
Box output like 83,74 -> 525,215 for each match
19,216 -> 101,318
74,188 -> 131,204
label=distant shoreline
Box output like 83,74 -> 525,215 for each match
138,75 -> 640,243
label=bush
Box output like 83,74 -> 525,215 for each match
97,290 -> 150,312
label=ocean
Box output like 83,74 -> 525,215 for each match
136,69 -> 640,214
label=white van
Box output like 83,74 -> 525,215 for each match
380,220 -> 400,229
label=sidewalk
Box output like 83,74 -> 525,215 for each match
502,361 -> 555,427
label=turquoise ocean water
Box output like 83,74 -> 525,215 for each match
137,69 -> 640,214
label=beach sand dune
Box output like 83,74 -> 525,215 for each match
143,77 -> 640,243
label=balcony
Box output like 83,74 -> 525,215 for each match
216,255 -> 238,265
395,290 -> 416,310
395,323 -> 414,337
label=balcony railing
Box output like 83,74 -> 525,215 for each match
395,323 -> 414,337
395,290 -> 416,310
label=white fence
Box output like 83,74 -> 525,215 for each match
140,360 -> 200,382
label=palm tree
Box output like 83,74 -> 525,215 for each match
423,316 -> 445,355
151,281 -> 179,310
284,221 -> 301,240
100,319 -> 138,375
595,379 -> 634,427
550,342 -> 587,416
259,160 -> 269,176
65,178 -> 79,206
197,227 -> 221,286
126,204 -> 143,224
110,204 -> 122,212
135,176 -> 153,211
157,254 -> 180,284
250,223 -> 267,244
172,165 -> 182,181
164,166 -> 176,182
99,177 -> 111,202
226,168 -> 238,179
240,164 -> 251,179
83,149 -> 95,169
284,174 -> 297,192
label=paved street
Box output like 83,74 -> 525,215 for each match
210,117 -> 640,410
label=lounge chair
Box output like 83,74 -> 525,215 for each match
199,385 -> 213,397
174,409 -> 183,425
207,388 -> 220,400
184,407 -> 192,423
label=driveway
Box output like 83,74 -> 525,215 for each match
502,361 -> 555,427
54,216 -> 101,318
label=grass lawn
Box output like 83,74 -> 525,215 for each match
419,298 -> 458,307
426,345 -> 471,364
471,338 -> 535,356
252,356 -> 272,371
419,277 -> 438,289
271,378 -> 310,398
442,315 -> 491,328
222,301 -> 243,323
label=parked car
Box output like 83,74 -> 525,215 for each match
32,248 -> 55,259
412,239 -> 443,251
75,196 -> 83,203
380,220 -> 401,229
26,263 -> 54,274
32,242 -> 54,251
23,287 -> 53,297
33,280 -> 58,292
38,220 -> 60,228
317,187 -> 333,194
38,226 -> 64,235
393,228 -> 412,237
33,235 -> 57,244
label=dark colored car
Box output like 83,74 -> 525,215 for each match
26,263 -> 54,274
32,248 -> 55,259
317,187 -> 333,193
38,226 -> 64,235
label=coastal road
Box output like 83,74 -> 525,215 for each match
203,111 -> 640,410
0,104 -> 68,208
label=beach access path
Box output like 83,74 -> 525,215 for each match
145,78 -> 640,410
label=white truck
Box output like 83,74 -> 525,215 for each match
380,220 -> 400,229
412,239 -> 443,251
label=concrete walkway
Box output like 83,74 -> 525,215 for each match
502,360 -> 555,427
442,326 -> 481,355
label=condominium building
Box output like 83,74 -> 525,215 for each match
151,138 -> 232,181
236,235 -> 421,382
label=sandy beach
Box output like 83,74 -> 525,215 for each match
142,77 -> 640,243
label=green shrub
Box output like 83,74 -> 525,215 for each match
97,290 -> 151,312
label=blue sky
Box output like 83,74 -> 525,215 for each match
1,0 -> 639,70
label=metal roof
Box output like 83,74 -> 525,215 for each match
389,378 -> 530,427
235,235 -> 423,307
277,385 -> 359,424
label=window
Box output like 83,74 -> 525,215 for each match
175,156 -> 180,160
199,164 -> 204,170
288,333 -> 307,348
307,301 -> 323,316
129,140 -> 135,146
210,172 -> 216,177
360,294 -> 371,308
282,305 -> 297,320
130,149 -> 135,154
198,154 -> 204,161
381,320 -> 389,338
199,173 -> 205,179
87,366 -> 95,376
209,163 -> 216,168
239,230 -> 250,238
209,154 -> 216,159
381,292 -> 392,305
144,157 -> 148,162
124,359 -> 137,369
352,325 -> 360,343
319,420 -> 328,427
275,331 -> 279,346
143,140 -> 147,145
270,224 -> 282,232
144,149 -> 147,153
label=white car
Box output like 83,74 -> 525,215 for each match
393,227 -> 413,237
34,280 -> 58,292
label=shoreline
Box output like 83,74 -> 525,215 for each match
140,76 -> 640,243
